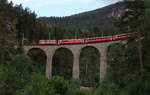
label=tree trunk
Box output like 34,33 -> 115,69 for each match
137,27 -> 144,73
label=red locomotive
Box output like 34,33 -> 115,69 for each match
39,32 -> 138,45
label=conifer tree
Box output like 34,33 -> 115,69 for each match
122,0 -> 145,72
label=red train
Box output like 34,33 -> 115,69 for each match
39,32 -> 138,45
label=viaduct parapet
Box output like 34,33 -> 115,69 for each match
24,40 -> 127,81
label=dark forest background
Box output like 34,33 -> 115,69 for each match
0,0 -> 150,95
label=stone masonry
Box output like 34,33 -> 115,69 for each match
24,40 -> 127,81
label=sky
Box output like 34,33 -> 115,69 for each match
8,0 -> 122,17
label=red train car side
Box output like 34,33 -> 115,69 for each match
39,40 -> 46,44
127,32 -> 138,38
113,34 -> 128,40
38,32 -> 138,45
39,40 -> 57,45
85,36 -> 113,43
59,39 -> 84,45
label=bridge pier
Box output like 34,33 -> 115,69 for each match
72,48 -> 81,80
99,47 -> 108,82
46,53 -> 53,79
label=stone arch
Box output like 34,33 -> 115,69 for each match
80,46 -> 100,86
52,47 -> 74,79
27,48 -> 47,73
80,45 -> 101,54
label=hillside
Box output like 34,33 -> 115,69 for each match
0,0 -> 150,95
40,2 -> 125,29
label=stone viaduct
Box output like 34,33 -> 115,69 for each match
23,40 -> 127,81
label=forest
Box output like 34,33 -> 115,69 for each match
0,0 -> 150,95
40,2 -> 124,39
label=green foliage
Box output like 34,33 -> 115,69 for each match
0,64 -> 6,95
49,76 -> 70,95
0,54 -> 86,95
124,74 -> 150,95
10,54 -> 31,72
28,49 -> 46,73
16,75 -> 89,95
66,87 -> 85,95
52,48 -> 73,80
93,82 -> 122,95
16,72 -> 56,95
144,0 -> 150,8
0,0 -> 50,49
107,44 -> 127,86
92,38 -> 149,95
0,47 -> 16,64
0,54 -> 31,95
0,0 -> 150,95
80,47 -> 100,87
